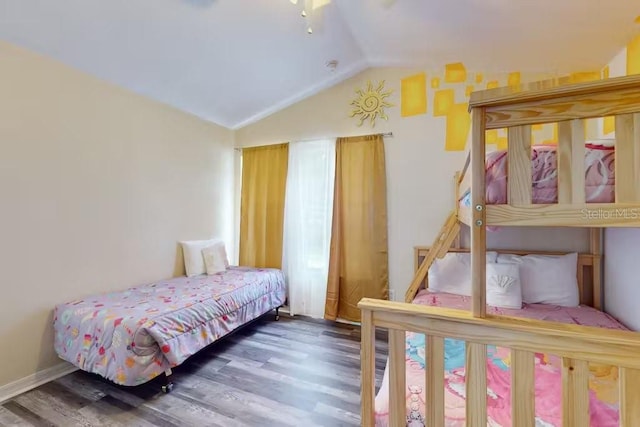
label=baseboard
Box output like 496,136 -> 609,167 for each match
0,362 -> 78,404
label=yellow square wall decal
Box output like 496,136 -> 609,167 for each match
434,89 -> 455,117
445,103 -> 471,151
497,137 -> 508,150
508,72 -> 521,86
487,81 -> 499,89
627,34 -> 640,75
431,77 -> 440,89
570,72 -> 600,83
602,66 -> 610,79
401,73 -> 427,117
445,62 -> 467,83
603,116 -> 615,135
486,130 -> 498,144
465,85 -> 474,97
475,73 -> 483,84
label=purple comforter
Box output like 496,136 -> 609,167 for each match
54,267 -> 286,386
461,144 -> 615,205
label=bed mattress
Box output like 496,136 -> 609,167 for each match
54,267 -> 286,386
374,290 -> 628,426
460,144 -> 615,206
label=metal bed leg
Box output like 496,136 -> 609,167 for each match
161,368 -> 174,393
275,307 -> 280,321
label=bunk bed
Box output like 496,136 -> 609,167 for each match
358,74 -> 640,427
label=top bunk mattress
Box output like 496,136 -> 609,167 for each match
374,289 -> 628,427
460,144 -> 615,206
54,267 -> 286,386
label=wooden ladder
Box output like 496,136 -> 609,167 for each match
404,211 -> 460,302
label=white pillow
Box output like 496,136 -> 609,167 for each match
497,253 -> 579,307
180,239 -> 223,277
428,251 -> 498,296
202,243 -> 227,275
486,262 -> 522,309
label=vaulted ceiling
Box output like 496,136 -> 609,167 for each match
1,0 -> 638,129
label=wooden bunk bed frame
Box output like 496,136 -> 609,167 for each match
358,74 -> 640,426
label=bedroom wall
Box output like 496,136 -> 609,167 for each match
601,33 -> 640,330
0,41 -> 235,388
235,67 -> 591,301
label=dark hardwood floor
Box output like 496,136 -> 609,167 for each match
0,312 -> 389,426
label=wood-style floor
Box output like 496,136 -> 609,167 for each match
0,312 -> 389,426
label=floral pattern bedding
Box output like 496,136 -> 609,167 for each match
460,144 -> 615,206
54,267 -> 286,386
375,290 -> 628,426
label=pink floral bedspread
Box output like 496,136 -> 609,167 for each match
460,144 -> 615,205
375,290 -> 628,426
54,267 -> 285,386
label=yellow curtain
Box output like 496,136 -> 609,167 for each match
325,134 -> 389,322
239,143 -> 289,268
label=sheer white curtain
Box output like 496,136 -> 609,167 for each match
283,139 -> 336,318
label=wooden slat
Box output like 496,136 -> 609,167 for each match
590,228 -> 603,310
361,299 -> 640,370
483,86 -> 640,129
511,350 -> 535,427
436,222 -> 461,259
485,203 -> 640,227
360,309 -> 376,426
615,113 -> 640,202
465,343 -> 487,426
470,107 -> 487,318
426,336 -> 444,426
557,120 -> 585,204
458,205 -> 472,227
619,367 -> 640,427
404,212 -> 458,302
562,358 -> 589,427
507,125 -> 532,205
388,329 -> 406,427
469,74 -> 640,109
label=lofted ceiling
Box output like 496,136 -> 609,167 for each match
0,0 -> 638,129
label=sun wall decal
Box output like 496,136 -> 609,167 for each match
349,80 -> 394,127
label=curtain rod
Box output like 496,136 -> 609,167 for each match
234,132 -> 393,151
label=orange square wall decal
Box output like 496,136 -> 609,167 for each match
401,73 -> 427,117
445,103 -> 471,151
434,89 -> 455,117
445,62 -> 467,83
627,34 -> 640,75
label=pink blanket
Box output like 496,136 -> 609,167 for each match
374,290 -> 628,426
460,144 -> 615,206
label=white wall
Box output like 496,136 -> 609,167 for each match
604,229 -> 640,330
601,41 -> 640,331
0,41 -> 235,387
236,67 -> 590,300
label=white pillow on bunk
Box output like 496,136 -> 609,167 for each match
181,238 -> 228,277
486,262 -> 522,309
202,243 -> 228,275
428,252 -> 498,296
497,253 -> 579,307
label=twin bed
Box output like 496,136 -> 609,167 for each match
53,266 -> 286,389
375,277 -> 628,426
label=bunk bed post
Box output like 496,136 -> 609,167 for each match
590,228 -> 602,310
470,107 -> 487,318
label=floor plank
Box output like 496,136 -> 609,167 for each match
2,313 -> 388,426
